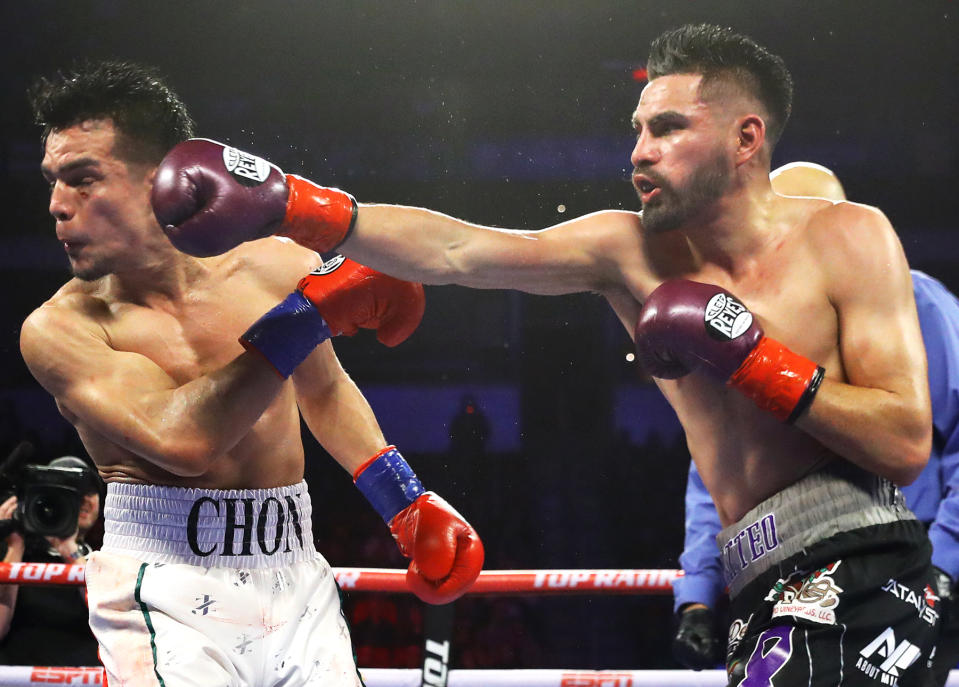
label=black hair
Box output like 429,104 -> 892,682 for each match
28,60 -> 195,164
647,24 -> 793,148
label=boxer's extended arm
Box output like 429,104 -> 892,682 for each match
153,138 -> 632,297
794,204 -> 931,485
20,304 -> 287,477
344,204 -> 633,296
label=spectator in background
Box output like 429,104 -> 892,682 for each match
673,163 -> 959,687
0,455 -> 103,666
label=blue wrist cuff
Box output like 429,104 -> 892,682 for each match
354,447 -> 425,524
240,291 -> 332,378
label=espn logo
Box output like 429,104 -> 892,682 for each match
560,673 -> 635,686
29,667 -> 103,684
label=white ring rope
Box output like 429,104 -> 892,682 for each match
5,668 -> 959,687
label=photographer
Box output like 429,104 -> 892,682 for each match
0,456 -> 102,666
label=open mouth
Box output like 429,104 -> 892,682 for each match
634,176 -> 661,203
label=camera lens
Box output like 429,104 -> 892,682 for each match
31,495 -> 64,529
21,485 -> 80,538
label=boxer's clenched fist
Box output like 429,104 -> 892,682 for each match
240,255 -> 425,378
152,138 -> 355,257
635,279 -> 825,422
354,447 -> 484,604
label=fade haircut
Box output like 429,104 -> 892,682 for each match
647,24 -> 793,148
28,60 -> 195,165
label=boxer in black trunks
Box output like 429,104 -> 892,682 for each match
152,24 -> 938,685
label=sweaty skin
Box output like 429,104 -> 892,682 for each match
328,73 -> 930,525
21,119 -> 387,489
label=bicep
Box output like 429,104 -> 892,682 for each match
829,212 -> 927,400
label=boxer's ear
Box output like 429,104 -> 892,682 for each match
735,114 -> 765,166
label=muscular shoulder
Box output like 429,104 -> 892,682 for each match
805,201 -> 898,264
805,200 -> 910,297
20,292 -> 108,393
216,236 -> 322,295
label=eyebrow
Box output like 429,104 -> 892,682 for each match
647,111 -> 690,128
632,109 -> 690,127
40,156 -> 101,180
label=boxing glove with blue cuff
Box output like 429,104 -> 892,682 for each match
240,255 -> 425,378
354,446 -> 484,604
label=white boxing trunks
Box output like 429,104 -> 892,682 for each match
85,481 -> 363,687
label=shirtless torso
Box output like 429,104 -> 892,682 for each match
23,238 -> 328,489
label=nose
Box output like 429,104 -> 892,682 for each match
48,180 -> 75,222
630,129 -> 660,169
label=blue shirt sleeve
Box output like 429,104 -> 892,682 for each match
673,460 -> 726,612
909,271 -> 959,580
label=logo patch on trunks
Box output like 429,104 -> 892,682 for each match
769,561 -> 843,625
727,613 -> 753,655
704,293 -> 753,341
882,578 -> 939,626
222,145 -> 272,186
856,627 -> 922,683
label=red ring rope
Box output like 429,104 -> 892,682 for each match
0,562 -> 682,594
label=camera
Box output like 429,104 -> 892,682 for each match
0,444 -> 100,539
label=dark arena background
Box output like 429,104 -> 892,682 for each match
0,0 -> 956,675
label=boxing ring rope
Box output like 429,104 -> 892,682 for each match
0,562 -> 681,594
2,563 -> 957,687
0,665 -> 734,686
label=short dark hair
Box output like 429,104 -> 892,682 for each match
647,24 -> 793,148
28,60 -> 195,165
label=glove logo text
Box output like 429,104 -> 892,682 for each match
222,146 -> 272,187
704,293 -> 753,341
312,254 -> 346,276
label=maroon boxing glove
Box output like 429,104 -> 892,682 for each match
635,280 -> 825,423
151,138 -> 356,257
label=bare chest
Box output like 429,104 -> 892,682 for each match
102,282 -> 283,383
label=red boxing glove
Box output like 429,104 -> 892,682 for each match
354,447 -> 483,604
390,492 -> 485,604
152,139 -> 356,257
298,256 -> 424,347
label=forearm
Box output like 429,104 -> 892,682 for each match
81,351 -> 287,476
346,204 -> 523,288
295,362 -> 388,474
795,377 -> 931,485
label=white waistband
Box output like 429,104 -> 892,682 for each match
102,481 -> 317,568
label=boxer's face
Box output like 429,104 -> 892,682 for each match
630,73 -> 734,234
41,119 -> 157,281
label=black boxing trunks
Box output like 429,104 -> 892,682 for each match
85,482 -> 363,687
720,462 -> 939,687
